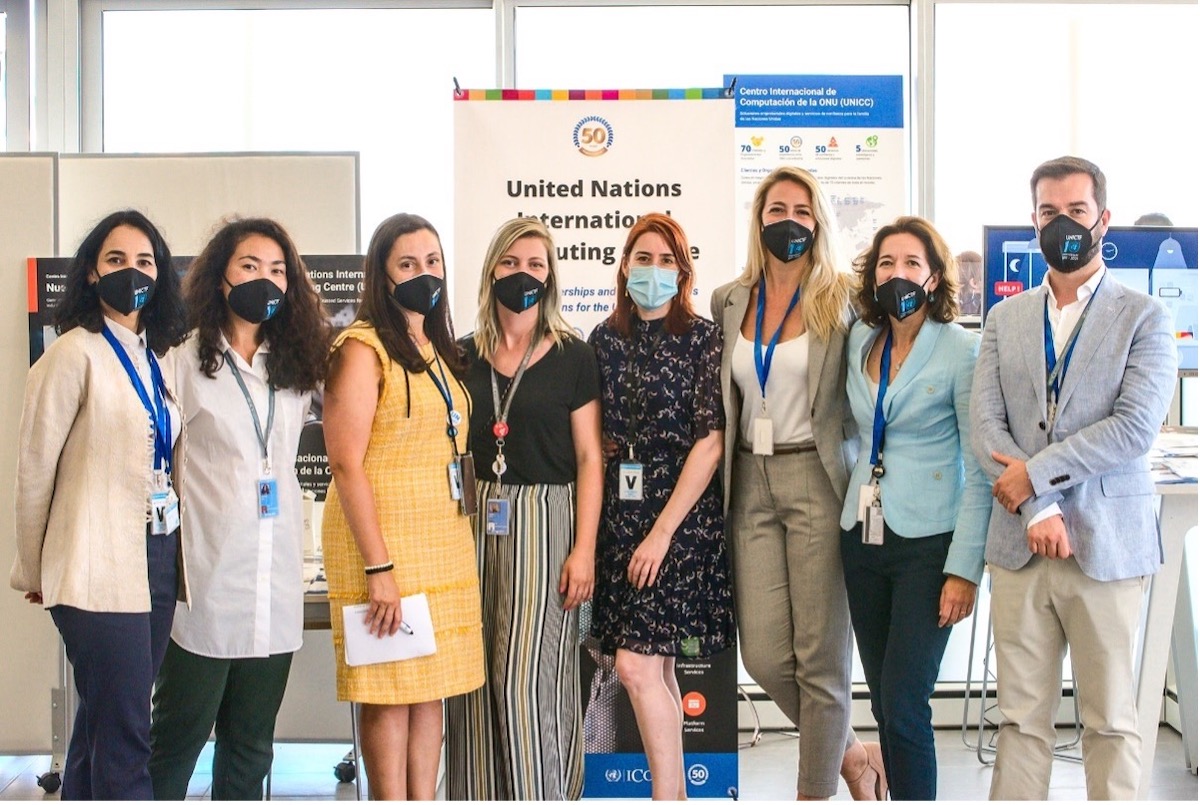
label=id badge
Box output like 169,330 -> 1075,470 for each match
752,416 -> 774,456
485,498 -> 510,536
448,460 -> 463,501
856,484 -> 878,522
619,462 -> 644,501
862,501 -> 884,546
151,486 -> 180,535
258,477 -> 279,519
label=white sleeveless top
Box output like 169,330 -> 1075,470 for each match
731,331 -> 813,446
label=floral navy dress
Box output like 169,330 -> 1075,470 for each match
588,315 -> 735,658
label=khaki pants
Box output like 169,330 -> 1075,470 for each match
989,556 -> 1148,800
729,448 -> 855,798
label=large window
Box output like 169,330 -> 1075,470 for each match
516,4 -> 908,87
102,7 -> 495,249
933,2 -> 1199,258
1,11 -> 8,150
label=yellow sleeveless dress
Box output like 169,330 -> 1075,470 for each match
323,323 -> 484,703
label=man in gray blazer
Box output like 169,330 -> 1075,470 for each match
970,156 -> 1176,800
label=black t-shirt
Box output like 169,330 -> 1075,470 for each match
463,335 -> 600,485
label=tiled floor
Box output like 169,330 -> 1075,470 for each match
0,727 -> 1194,800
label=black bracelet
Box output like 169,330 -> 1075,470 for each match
364,562 -> 394,575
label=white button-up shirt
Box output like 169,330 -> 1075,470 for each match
105,315 -> 182,466
167,332 -> 312,658
1027,265 -> 1107,529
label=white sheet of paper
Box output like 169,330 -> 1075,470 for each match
341,593 -> 437,667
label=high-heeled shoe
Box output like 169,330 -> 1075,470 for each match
844,741 -> 888,801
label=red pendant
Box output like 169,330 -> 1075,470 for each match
492,421 -> 509,438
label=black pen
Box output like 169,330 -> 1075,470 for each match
400,621 -> 414,635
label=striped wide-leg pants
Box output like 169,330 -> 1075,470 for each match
445,481 -> 585,800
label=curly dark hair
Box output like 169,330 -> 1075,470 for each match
355,213 -> 467,376
853,216 -> 960,328
53,209 -> 187,356
183,218 -> 332,392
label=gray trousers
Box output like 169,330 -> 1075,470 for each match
729,448 -> 856,798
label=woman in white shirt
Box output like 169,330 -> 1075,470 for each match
11,210 -> 188,800
147,218 -> 332,800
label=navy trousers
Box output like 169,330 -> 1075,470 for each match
841,525 -> 953,801
49,527 -> 178,801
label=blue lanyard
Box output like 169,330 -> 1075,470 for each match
869,330 -> 893,477
753,278 -> 802,403
101,325 -> 172,474
424,350 -> 462,455
1043,275 -> 1103,414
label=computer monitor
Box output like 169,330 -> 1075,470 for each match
982,225 -> 1198,373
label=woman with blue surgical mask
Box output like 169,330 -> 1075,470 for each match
587,212 -> 734,800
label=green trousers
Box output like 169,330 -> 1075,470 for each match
149,639 -> 294,800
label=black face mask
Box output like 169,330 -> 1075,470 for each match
493,272 -> 545,313
226,277 -> 284,324
96,267 -> 156,315
875,275 -> 931,321
391,273 -> 443,314
762,219 -> 814,263
1038,213 -> 1104,273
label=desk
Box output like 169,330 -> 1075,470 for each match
1138,481 -> 1198,798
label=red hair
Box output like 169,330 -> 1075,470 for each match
607,212 -> 697,337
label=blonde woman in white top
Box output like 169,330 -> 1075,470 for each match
710,167 -> 886,800
11,210 -> 188,800
148,218 -> 332,800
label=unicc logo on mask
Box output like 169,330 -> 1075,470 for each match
762,219 -> 813,263
1039,213 -> 1104,272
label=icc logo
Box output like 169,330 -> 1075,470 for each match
605,769 -> 621,783
687,764 -> 709,786
574,116 -> 614,157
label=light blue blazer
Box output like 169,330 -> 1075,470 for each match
839,319 -> 991,583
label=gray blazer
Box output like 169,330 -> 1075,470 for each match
969,275 -> 1177,582
710,279 -> 856,514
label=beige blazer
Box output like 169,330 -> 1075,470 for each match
710,279 -> 856,513
10,326 -> 190,612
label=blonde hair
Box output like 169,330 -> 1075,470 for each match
473,217 -> 575,362
739,166 -> 851,340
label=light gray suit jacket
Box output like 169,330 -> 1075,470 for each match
710,280 -> 856,514
969,274 -> 1177,582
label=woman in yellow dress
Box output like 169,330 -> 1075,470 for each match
322,213 -> 484,800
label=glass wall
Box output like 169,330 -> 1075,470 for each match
102,7 -> 495,249
1,11 -> 8,150
933,2 -> 1199,257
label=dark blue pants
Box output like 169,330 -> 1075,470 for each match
841,525 -> 952,801
50,528 -> 178,801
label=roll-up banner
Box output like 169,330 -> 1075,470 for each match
728,74 -> 907,264
454,87 -> 739,799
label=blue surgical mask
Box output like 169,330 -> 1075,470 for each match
626,265 -> 679,311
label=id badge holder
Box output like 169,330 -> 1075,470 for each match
448,459 -> 463,501
258,478 -> 280,519
862,496 -> 885,546
619,461 -> 644,501
150,472 -> 179,535
458,453 -> 478,517
485,498 -> 511,536
752,415 -> 774,456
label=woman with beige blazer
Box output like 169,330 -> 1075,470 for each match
10,210 -> 188,800
710,167 -> 885,800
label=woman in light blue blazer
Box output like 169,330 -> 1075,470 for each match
839,216 -> 990,801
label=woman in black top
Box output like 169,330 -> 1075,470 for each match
444,217 -> 603,800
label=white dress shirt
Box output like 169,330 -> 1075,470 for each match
1027,265 -> 1107,529
167,331 -> 312,658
